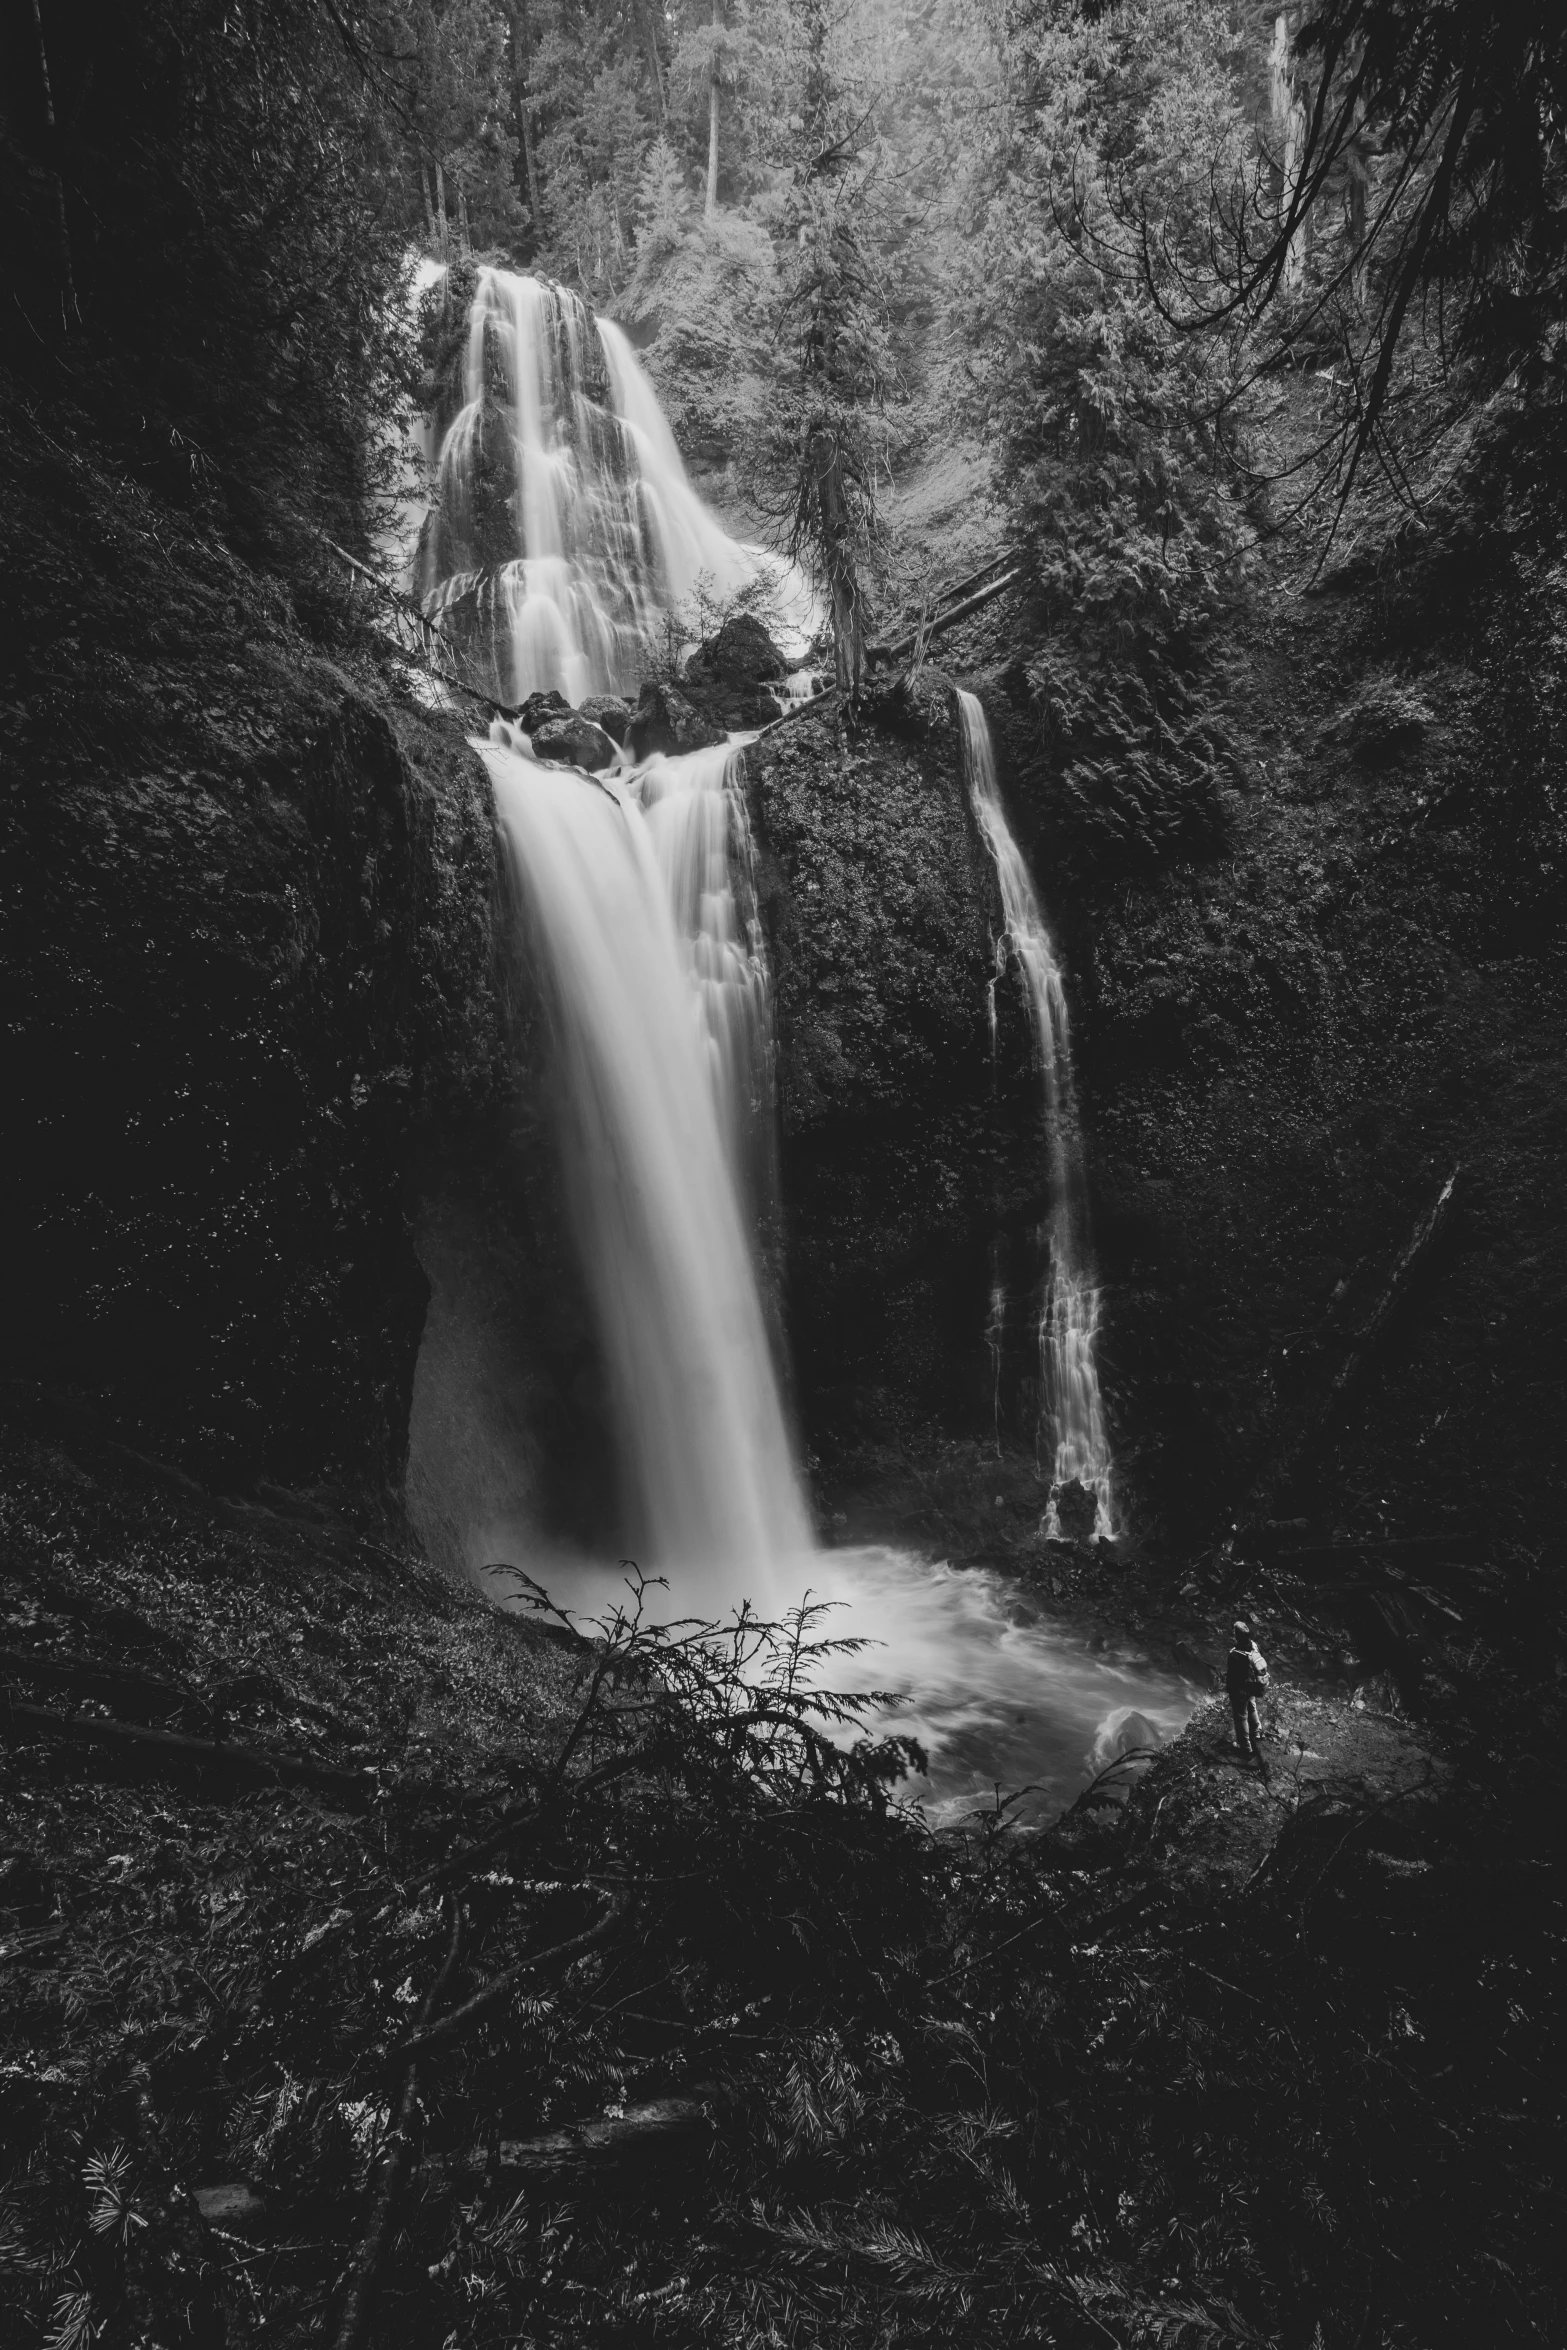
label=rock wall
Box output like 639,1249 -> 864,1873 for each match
964,517 -> 1567,1547
0,392 -> 509,1500
740,674 -> 1051,1481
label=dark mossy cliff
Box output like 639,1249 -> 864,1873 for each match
954,502 -> 1567,1548
0,393 -> 510,1499
741,673 -> 1049,1476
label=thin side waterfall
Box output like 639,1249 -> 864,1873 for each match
957,692 -> 1115,1537
422,267 -> 807,701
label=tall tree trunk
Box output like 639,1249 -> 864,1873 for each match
808,421 -> 862,698
419,161 -> 436,243
457,177 -> 471,253
506,1 -> 545,240
637,0 -> 667,126
27,0 -> 77,327
435,159 -> 449,250
705,0 -> 722,221
1269,8 -> 1310,294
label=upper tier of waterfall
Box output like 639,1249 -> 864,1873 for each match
421,268 -> 809,704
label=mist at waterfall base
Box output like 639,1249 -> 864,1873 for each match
418,266 -> 1192,1822
474,727 -> 1191,1825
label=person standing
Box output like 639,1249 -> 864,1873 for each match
1226,1619 -> 1269,1761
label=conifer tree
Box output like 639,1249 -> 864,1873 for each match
776,0 -> 890,698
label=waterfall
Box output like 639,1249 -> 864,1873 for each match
411,282 -> 1187,1802
422,267 -> 806,702
638,739 -> 781,1238
460,708 -> 1181,1816
479,728 -> 810,1616
957,692 -> 1115,1537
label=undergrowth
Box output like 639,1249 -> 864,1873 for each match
1,1425 -> 1562,2349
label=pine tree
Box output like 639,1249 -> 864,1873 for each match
776,0 -> 890,697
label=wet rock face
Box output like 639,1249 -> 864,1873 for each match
530,713 -> 619,772
0,401 -> 507,1495
518,689 -> 571,733
691,613 -> 788,685
627,679 -> 726,761
739,679 -> 1044,1461
680,614 -> 788,730
577,693 -> 632,745
960,522 -> 1567,1546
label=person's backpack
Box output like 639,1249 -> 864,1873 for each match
1247,1646 -> 1269,1696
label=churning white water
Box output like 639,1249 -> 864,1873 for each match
423,267 -> 809,700
482,721 -> 1188,1819
480,730 -> 810,1616
958,691 -> 1116,1537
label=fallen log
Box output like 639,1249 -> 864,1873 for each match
0,1702 -> 373,1806
753,685 -> 841,739
462,2093 -> 716,2201
924,545 -> 1024,614
1242,1168 -> 1460,1516
0,1923 -> 68,1967
1305,1169 -> 1460,1450
1260,1533 -> 1477,1573
391,1887 -> 630,2065
867,566 -> 1025,666
0,1645 -> 198,1725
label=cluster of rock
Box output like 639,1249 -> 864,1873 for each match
511,615 -> 802,774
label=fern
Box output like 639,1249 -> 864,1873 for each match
41,2291 -> 97,2350
81,2146 -> 137,2243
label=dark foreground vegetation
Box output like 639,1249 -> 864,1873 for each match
2,1408 -> 1563,2349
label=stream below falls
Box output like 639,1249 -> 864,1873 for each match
486,1543 -> 1198,1827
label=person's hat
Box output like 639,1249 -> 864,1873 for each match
1233,1620 -> 1250,1639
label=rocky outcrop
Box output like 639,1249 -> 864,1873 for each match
530,712 -> 619,771
680,614 -> 788,730
517,689 -> 571,732
577,693 -> 633,745
0,393 -> 509,1498
954,512 -> 1567,1546
627,679 -> 725,760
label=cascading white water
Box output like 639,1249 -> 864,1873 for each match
479,712 -> 1185,1819
479,728 -> 809,1618
424,297 -> 1184,1811
636,740 -> 780,1235
958,692 -> 1115,1537
422,267 -> 808,701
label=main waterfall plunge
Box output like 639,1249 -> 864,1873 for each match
415,268 -> 1190,1817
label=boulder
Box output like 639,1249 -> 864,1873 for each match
517,688 -> 570,734
1051,1480 -> 1100,1544
679,615 -> 791,732
686,613 -> 788,688
530,713 -> 621,773
577,693 -> 633,746
682,677 -> 787,732
626,680 -> 726,762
